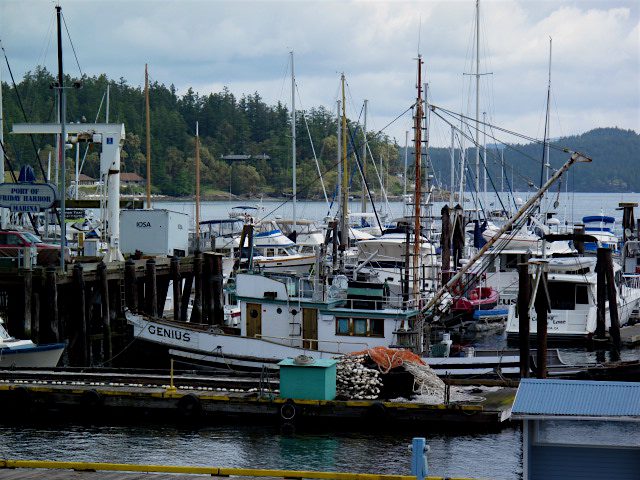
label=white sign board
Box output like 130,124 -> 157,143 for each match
0,183 -> 56,213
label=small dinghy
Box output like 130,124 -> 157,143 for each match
452,286 -> 500,317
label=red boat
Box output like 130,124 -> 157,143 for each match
452,286 -> 500,317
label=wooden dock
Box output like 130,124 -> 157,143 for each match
0,379 -> 515,430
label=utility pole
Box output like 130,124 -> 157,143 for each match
195,121 -> 201,251
145,64 -> 151,209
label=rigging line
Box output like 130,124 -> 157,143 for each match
0,40 -> 61,229
35,12 -> 55,69
431,104 -> 577,154
294,81 -> 329,207
79,90 -> 106,175
432,107 -> 543,188
61,12 -> 83,77
0,138 -> 41,234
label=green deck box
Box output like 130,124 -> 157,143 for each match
278,358 -> 337,400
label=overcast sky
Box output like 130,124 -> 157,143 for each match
1,0 -> 638,147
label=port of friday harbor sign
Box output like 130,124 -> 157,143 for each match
0,183 -> 56,213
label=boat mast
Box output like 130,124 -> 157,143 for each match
483,111 -> 487,211
0,64 -> 6,228
544,37 -> 552,184
449,125 -> 455,208
145,64 -> 151,209
106,84 -> 110,123
413,56 -> 423,299
195,121 -> 201,251
290,51 -> 296,234
474,0 -> 480,220
340,74 -> 348,252
56,5 -> 67,267
403,130 -> 409,216
336,99 -> 341,212
361,99 -> 368,214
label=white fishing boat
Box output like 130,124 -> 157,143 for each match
0,319 -> 65,368
505,256 -> 640,343
582,214 -> 620,253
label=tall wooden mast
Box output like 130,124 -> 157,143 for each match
340,74 -> 348,252
145,64 -> 151,208
195,121 -> 201,250
413,56 -> 423,299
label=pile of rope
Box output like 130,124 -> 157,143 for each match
349,346 -> 445,398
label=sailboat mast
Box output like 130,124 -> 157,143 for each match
449,125 -> 455,208
545,37 -> 552,184
336,99 -> 341,211
475,0 -> 481,219
413,56 -> 423,299
195,121 -> 201,250
361,99 -> 368,214
145,64 -> 151,209
291,51 -> 296,233
0,65 -> 6,229
483,111 -> 487,210
340,74 -> 348,251
56,5 -> 67,267
403,130 -> 409,216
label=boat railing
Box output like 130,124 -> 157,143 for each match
254,334 -> 370,352
337,295 -> 423,311
622,274 -> 640,289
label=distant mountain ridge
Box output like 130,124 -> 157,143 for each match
423,127 -> 639,193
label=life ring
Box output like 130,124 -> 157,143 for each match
177,393 -> 202,419
279,400 -> 298,422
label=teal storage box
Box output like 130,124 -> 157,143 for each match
278,358 -> 337,400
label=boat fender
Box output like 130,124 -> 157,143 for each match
279,400 -> 298,422
367,401 -> 388,420
80,389 -> 103,409
177,393 -> 201,418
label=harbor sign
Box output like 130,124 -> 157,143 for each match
0,183 -> 56,213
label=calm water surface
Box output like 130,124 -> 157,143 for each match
0,424 -> 522,480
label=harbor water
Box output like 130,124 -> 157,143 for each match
3,192 -> 637,480
0,424 -> 523,479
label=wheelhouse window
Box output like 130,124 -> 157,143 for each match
549,281 -> 578,310
335,317 -> 384,337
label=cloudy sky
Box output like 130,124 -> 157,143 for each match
1,0 -> 638,147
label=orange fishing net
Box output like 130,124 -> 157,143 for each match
350,346 -> 425,373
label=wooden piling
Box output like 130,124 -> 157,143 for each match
440,205 -> 451,285
604,248 -> 621,360
517,261 -> 530,378
32,282 -> 40,345
145,258 -> 158,318
595,247 -> 607,339
191,252 -> 203,323
72,263 -> 88,366
170,256 -> 181,321
125,259 -> 137,312
98,262 -> 112,365
534,263 -> 549,379
44,266 -> 59,343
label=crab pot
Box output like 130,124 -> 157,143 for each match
278,358 -> 337,400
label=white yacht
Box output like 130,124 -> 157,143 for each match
505,256 -> 640,343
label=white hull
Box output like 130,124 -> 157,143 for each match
0,343 -> 65,368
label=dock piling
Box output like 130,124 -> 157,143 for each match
533,263 -> 549,379
595,248 -> 607,339
517,260 -> 530,378
98,261 -> 112,365
125,259 -> 137,312
191,252 -> 202,323
170,256 -> 181,321
44,266 -> 59,343
145,258 -> 157,318
71,263 -> 88,366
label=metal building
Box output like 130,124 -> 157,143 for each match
512,379 -> 640,480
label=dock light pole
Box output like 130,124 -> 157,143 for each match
56,5 -> 67,269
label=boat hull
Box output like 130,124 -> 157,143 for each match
0,343 -> 65,368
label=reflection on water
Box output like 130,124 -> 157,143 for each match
0,424 -> 523,480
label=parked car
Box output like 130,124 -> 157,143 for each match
0,231 -> 70,265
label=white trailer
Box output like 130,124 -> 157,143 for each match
120,209 -> 189,257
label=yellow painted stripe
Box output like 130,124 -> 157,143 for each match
0,460 -> 478,480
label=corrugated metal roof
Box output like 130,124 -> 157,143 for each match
512,379 -> 640,418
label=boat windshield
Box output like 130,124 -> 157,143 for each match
22,232 -> 43,244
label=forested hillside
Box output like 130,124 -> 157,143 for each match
1,67 -> 397,198
2,68 -> 637,197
